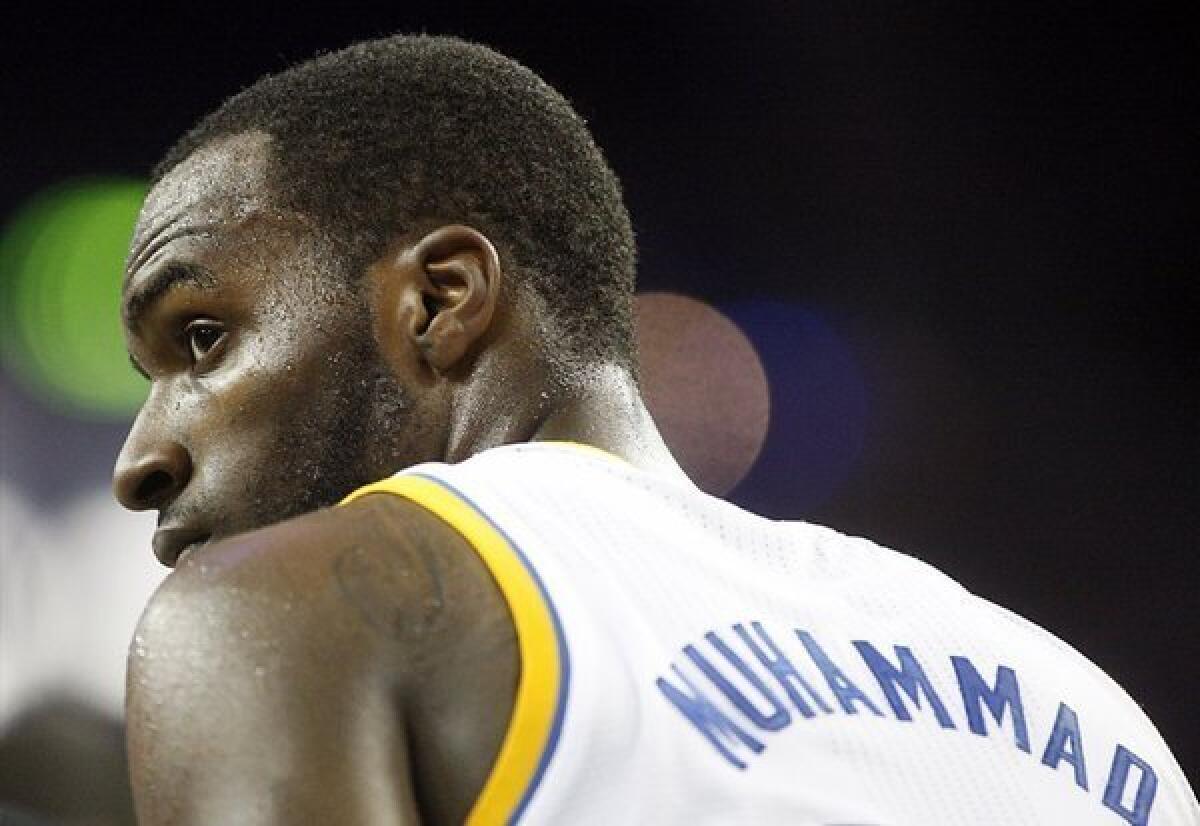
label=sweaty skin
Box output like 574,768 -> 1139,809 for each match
116,132 -> 685,824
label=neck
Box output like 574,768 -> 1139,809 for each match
443,361 -> 690,483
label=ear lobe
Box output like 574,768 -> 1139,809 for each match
407,225 -> 502,373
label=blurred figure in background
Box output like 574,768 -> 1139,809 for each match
0,482 -> 160,824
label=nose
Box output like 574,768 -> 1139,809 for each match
113,439 -> 193,512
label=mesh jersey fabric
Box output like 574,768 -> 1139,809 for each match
345,442 -> 1198,826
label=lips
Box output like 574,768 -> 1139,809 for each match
152,526 -> 212,567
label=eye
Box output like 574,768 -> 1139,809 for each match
184,319 -> 226,365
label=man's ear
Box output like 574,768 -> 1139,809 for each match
375,224 -> 502,374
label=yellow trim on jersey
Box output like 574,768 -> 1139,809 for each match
538,439 -> 630,465
341,473 -> 563,825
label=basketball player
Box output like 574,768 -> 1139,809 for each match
113,36 -> 1197,824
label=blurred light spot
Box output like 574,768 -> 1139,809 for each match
635,292 -> 770,496
1,178 -> 148,418
724,301 -> 868,515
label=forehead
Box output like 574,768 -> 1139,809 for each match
125,132 -> 285,287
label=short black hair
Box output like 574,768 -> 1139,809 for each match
155,34 -> 636,369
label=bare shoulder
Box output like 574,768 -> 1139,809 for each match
129,494 -> 518,825
138,493 -> 511,663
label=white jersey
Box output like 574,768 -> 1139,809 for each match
344,442 -> 1198,826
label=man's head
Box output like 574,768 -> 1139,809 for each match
114,35 -> 637,564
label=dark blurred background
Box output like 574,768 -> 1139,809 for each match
2,2 -> 1195,821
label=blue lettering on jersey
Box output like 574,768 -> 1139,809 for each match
951,655 -> 1030,753
689,634 -> 791,731
656,622 -> 1158,823
735,621 -> 831,718
853,641 -> 955,729
1041,702 -> 1088,790
656,664 -> 764,769
1103,744 -> 1157,825
796,630 -> 883,717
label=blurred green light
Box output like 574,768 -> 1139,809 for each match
1,178 -> 148,418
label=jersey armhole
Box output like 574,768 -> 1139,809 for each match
341,473 -> 569,825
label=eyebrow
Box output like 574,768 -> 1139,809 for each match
122,262 -> 217,326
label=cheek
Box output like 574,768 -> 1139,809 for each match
179,330 -> 316,470
212,329 -> 361,452
180,366 -> 341,529
185,275 -> 395,494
